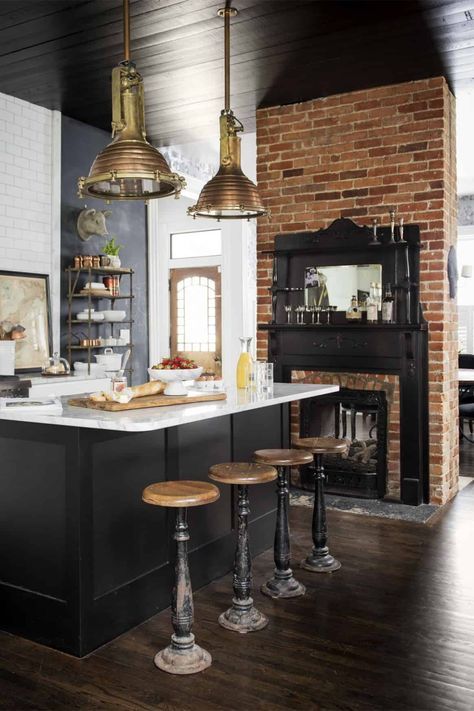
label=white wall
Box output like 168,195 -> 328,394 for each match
0,92 -> 61,350
148,132 -> 259,385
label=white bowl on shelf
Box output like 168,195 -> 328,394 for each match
73,361 -> 106,376
76,311 -> 104,321
84,281 -> 106,290
94,349 -> 122,370
100,310 -> 126,322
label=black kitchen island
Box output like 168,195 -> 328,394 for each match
0,383 -> 336,656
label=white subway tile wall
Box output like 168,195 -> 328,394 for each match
0,92 -> 53,275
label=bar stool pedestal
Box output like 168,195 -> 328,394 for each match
209,462 -> 277,633
254,448 -> 313,599
293,437 -> 348,574
142,480 -> 220,674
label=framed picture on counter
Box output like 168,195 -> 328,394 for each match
0,271 -> 52,372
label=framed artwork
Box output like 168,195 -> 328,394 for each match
0,271 -> 52,372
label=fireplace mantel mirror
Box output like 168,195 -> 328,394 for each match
304,264 -> 382,310
266,217 -> 422,326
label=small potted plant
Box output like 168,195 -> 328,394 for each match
101,236 -> 123,268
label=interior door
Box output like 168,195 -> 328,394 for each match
170,266 -> 222,375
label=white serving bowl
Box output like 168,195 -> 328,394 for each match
148,367 -> 203,383
100,310 -> 126,322
73,361 -> 106,376
84,281 -> 106,290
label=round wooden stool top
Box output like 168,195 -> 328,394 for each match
254,448 -> 313,467
292,437 -> 348,455
209,462 -> 277,485
142,480 -> 220,508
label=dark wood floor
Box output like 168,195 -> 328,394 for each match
2,466 -> 474,710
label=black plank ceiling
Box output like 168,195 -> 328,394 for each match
0,0 -> 471,145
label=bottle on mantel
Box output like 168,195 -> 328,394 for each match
367,283 -> 378,323
382,284 -> 394,324
346,295 -> 362,321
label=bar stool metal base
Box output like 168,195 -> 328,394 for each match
301,550 -> 341,573
261,570 -> 306,599
218,597 -> 268,634
155,633 -> 211,675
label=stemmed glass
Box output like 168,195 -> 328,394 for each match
314,306 -> 322,325
284,305 -> 292,324
305,306 -> 312,324
295,306 -> 305,324
310,306 -> 316,325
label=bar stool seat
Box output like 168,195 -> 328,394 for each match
142,479 -> 220,675
209,462 -> 276,484
143,480 -> 220,508
253,448 -> 313,467
292,437 -> 348,574
209,462 -> 277,633
254,448 -> 313,599
293,437 -> 348,455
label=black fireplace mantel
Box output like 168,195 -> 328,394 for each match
258,218 -> 429,506
259,322 -> 429,506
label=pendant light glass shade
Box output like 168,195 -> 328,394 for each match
188,6 -> 266,220
78,1 -> 185,202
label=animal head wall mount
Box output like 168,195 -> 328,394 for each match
76,208 -> 112,242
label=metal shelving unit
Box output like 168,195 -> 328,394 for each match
66,267 -> 135,383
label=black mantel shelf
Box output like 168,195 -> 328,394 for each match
259,323 -> 428,331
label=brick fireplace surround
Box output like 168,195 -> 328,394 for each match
256,77 -> 457,505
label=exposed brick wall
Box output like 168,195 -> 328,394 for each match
256,77 -> 457,505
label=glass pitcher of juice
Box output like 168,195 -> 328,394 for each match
236,336 -> 253,389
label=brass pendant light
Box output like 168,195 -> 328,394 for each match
78,0 -> 185,202
188,5 -> 266,220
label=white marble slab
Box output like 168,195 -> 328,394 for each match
0,383 -> 339,433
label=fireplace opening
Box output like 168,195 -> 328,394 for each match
296,388 -> 388,499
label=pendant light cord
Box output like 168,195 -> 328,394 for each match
123,0 -> 130,62
224,4 -> 230,112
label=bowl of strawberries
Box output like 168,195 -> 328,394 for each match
148,356 -> 203,395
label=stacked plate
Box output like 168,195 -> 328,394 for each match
80,281 -> 112,297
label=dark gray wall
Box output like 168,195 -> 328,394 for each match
61,115 -> 148,383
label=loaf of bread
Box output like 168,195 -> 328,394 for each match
89,379 -> 165,403
130,380 -> 165,398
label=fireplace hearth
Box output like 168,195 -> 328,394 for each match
297,388 -> 388,499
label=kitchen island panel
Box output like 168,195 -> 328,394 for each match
91,429 -> 168,599
172,416 -> 233,551
233,403 -> 289,523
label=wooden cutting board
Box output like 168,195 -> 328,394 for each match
69,391 -> 227,412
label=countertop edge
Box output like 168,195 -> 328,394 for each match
0,384 -> 339,432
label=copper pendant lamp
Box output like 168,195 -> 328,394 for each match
188,5 -> 266,220
78,0 -> 185,202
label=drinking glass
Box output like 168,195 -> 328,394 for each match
284,305 -> 292,324
255,361 -> 274,396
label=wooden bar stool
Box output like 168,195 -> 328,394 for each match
253,448 -> 313,599
142,480 -> 220,675
293,437 -> 348,574
208,462 -> 277,633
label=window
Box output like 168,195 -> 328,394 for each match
176,275 -> 216,352
170,266 -> 222,374
170,230 -> 221,259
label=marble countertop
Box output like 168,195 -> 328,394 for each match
0,383 -> 339,432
